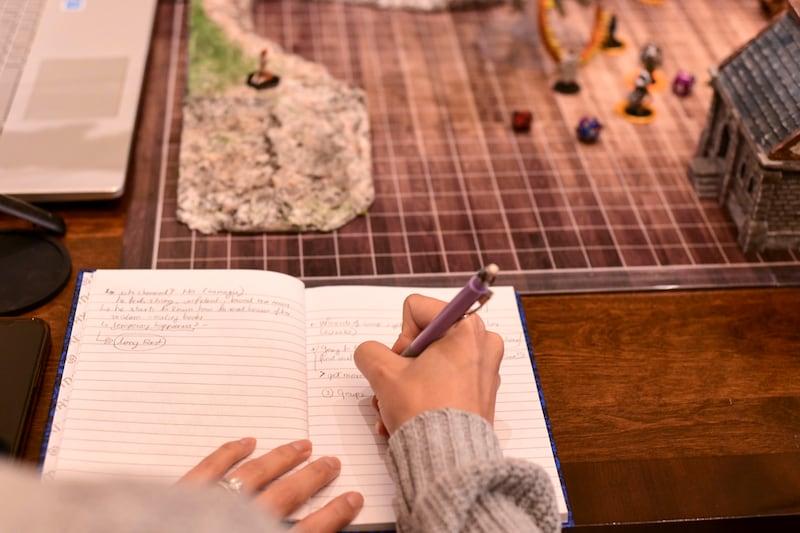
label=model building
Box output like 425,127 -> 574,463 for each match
688,3 -> 800,252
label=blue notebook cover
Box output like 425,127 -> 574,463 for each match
39,269 -> 91,467
516,292 -> 574,527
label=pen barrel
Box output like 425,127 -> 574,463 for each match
402,276 -> 489,357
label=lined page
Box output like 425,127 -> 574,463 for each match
42,269 -> 308,482
301,285 -> 567,526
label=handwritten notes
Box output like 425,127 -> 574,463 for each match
298,285 -> 563,522
43,271 -> 566,525
43,270 -> 309,481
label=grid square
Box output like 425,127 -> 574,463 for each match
551,249 -> 589,269
586,248 -> 623,268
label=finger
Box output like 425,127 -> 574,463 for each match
392,294 -> 447,351
179,437 -> 256,484
488,373 -> 501,425
369,396 -> 390,437
376,415 -> 389,438
375,409 -> 389,437
486,330 -> 505,373
227,439 -> 312,494
354,341 -> 406,392
290,492 -> 364,533
258,456 -> 342,517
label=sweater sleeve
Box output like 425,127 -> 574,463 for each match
0,461 -> 287,533
387,409 -> 561,533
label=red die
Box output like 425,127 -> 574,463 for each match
512,111 -> 533,133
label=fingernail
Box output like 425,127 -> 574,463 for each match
346,492 -> 364,509
239,437 -> 256,446
291,439 -> 312,453
323,456 -> 341,470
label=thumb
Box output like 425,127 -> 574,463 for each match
354,340 -> 406,393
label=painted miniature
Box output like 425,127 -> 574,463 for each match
623,41 -> 666,93
576,116 -> 602,143
623,69 -> 654,117
601,13 -> 625,49
247,48 -> 280,90
553,50 -> 581,94
672,70 -> 696,96
639,42 -> 662,74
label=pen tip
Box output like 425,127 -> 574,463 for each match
484,263 -> 499,277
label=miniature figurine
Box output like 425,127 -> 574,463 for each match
624,69 -> 655,117
576,116 -> 602,143
601,13 -> 625,49
623,41 -> 665,93
672,70 -> 696,96
511,110 -> 533,132
639,42 -> 663,74
553,50 -> 580,94
247,48 -> 280,90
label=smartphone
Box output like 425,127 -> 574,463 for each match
0,318 -> 50,458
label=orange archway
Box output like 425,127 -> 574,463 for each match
537,0 -> 611,65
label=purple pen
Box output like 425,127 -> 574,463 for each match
401,264 -> 499,357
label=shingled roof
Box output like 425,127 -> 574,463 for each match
716,4 -> 800,160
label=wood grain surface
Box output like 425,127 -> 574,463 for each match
5,1 -> 800,530
524,288 -> 800,528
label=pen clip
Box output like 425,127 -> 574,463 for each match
464,290 -> 493,317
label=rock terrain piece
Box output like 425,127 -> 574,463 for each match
178,0 -> 502,234
179,80 -> 372,233
178,0 -> 373,233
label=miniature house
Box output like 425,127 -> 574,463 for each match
688,2 -> 800,252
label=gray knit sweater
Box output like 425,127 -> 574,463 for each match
389,409 -> 560,533
0,409 -> 560,532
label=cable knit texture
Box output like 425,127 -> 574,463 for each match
388,409 -> 561,533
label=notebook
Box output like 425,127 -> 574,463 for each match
0,0 -> 158,200
41,269 -> 571,529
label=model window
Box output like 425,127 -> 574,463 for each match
718,125 -> 730,158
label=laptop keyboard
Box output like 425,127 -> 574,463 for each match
0,0 -> 46,124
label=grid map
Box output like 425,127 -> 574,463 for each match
144,0 -> 800,292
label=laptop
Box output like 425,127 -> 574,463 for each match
0,0 -> 158,201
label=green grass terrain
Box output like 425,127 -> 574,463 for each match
188,1 -> 256,96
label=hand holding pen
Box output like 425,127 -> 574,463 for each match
354,266 -> 504,436
401,264 -> 499,357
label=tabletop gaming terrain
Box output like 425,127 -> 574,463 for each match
128,0 -> 800,292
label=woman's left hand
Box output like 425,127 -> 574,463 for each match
179,437 -> 363,533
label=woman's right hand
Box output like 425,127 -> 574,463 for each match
354,294 -> 504,436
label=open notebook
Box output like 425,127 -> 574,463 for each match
41,269 -> 570,529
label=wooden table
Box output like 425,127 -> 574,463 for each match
9,1 -> 800,530
13,200 -> 800,531
523,290 -> 800,531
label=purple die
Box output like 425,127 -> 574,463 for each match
672,70 -> 696,96
576,117 -> 602,144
